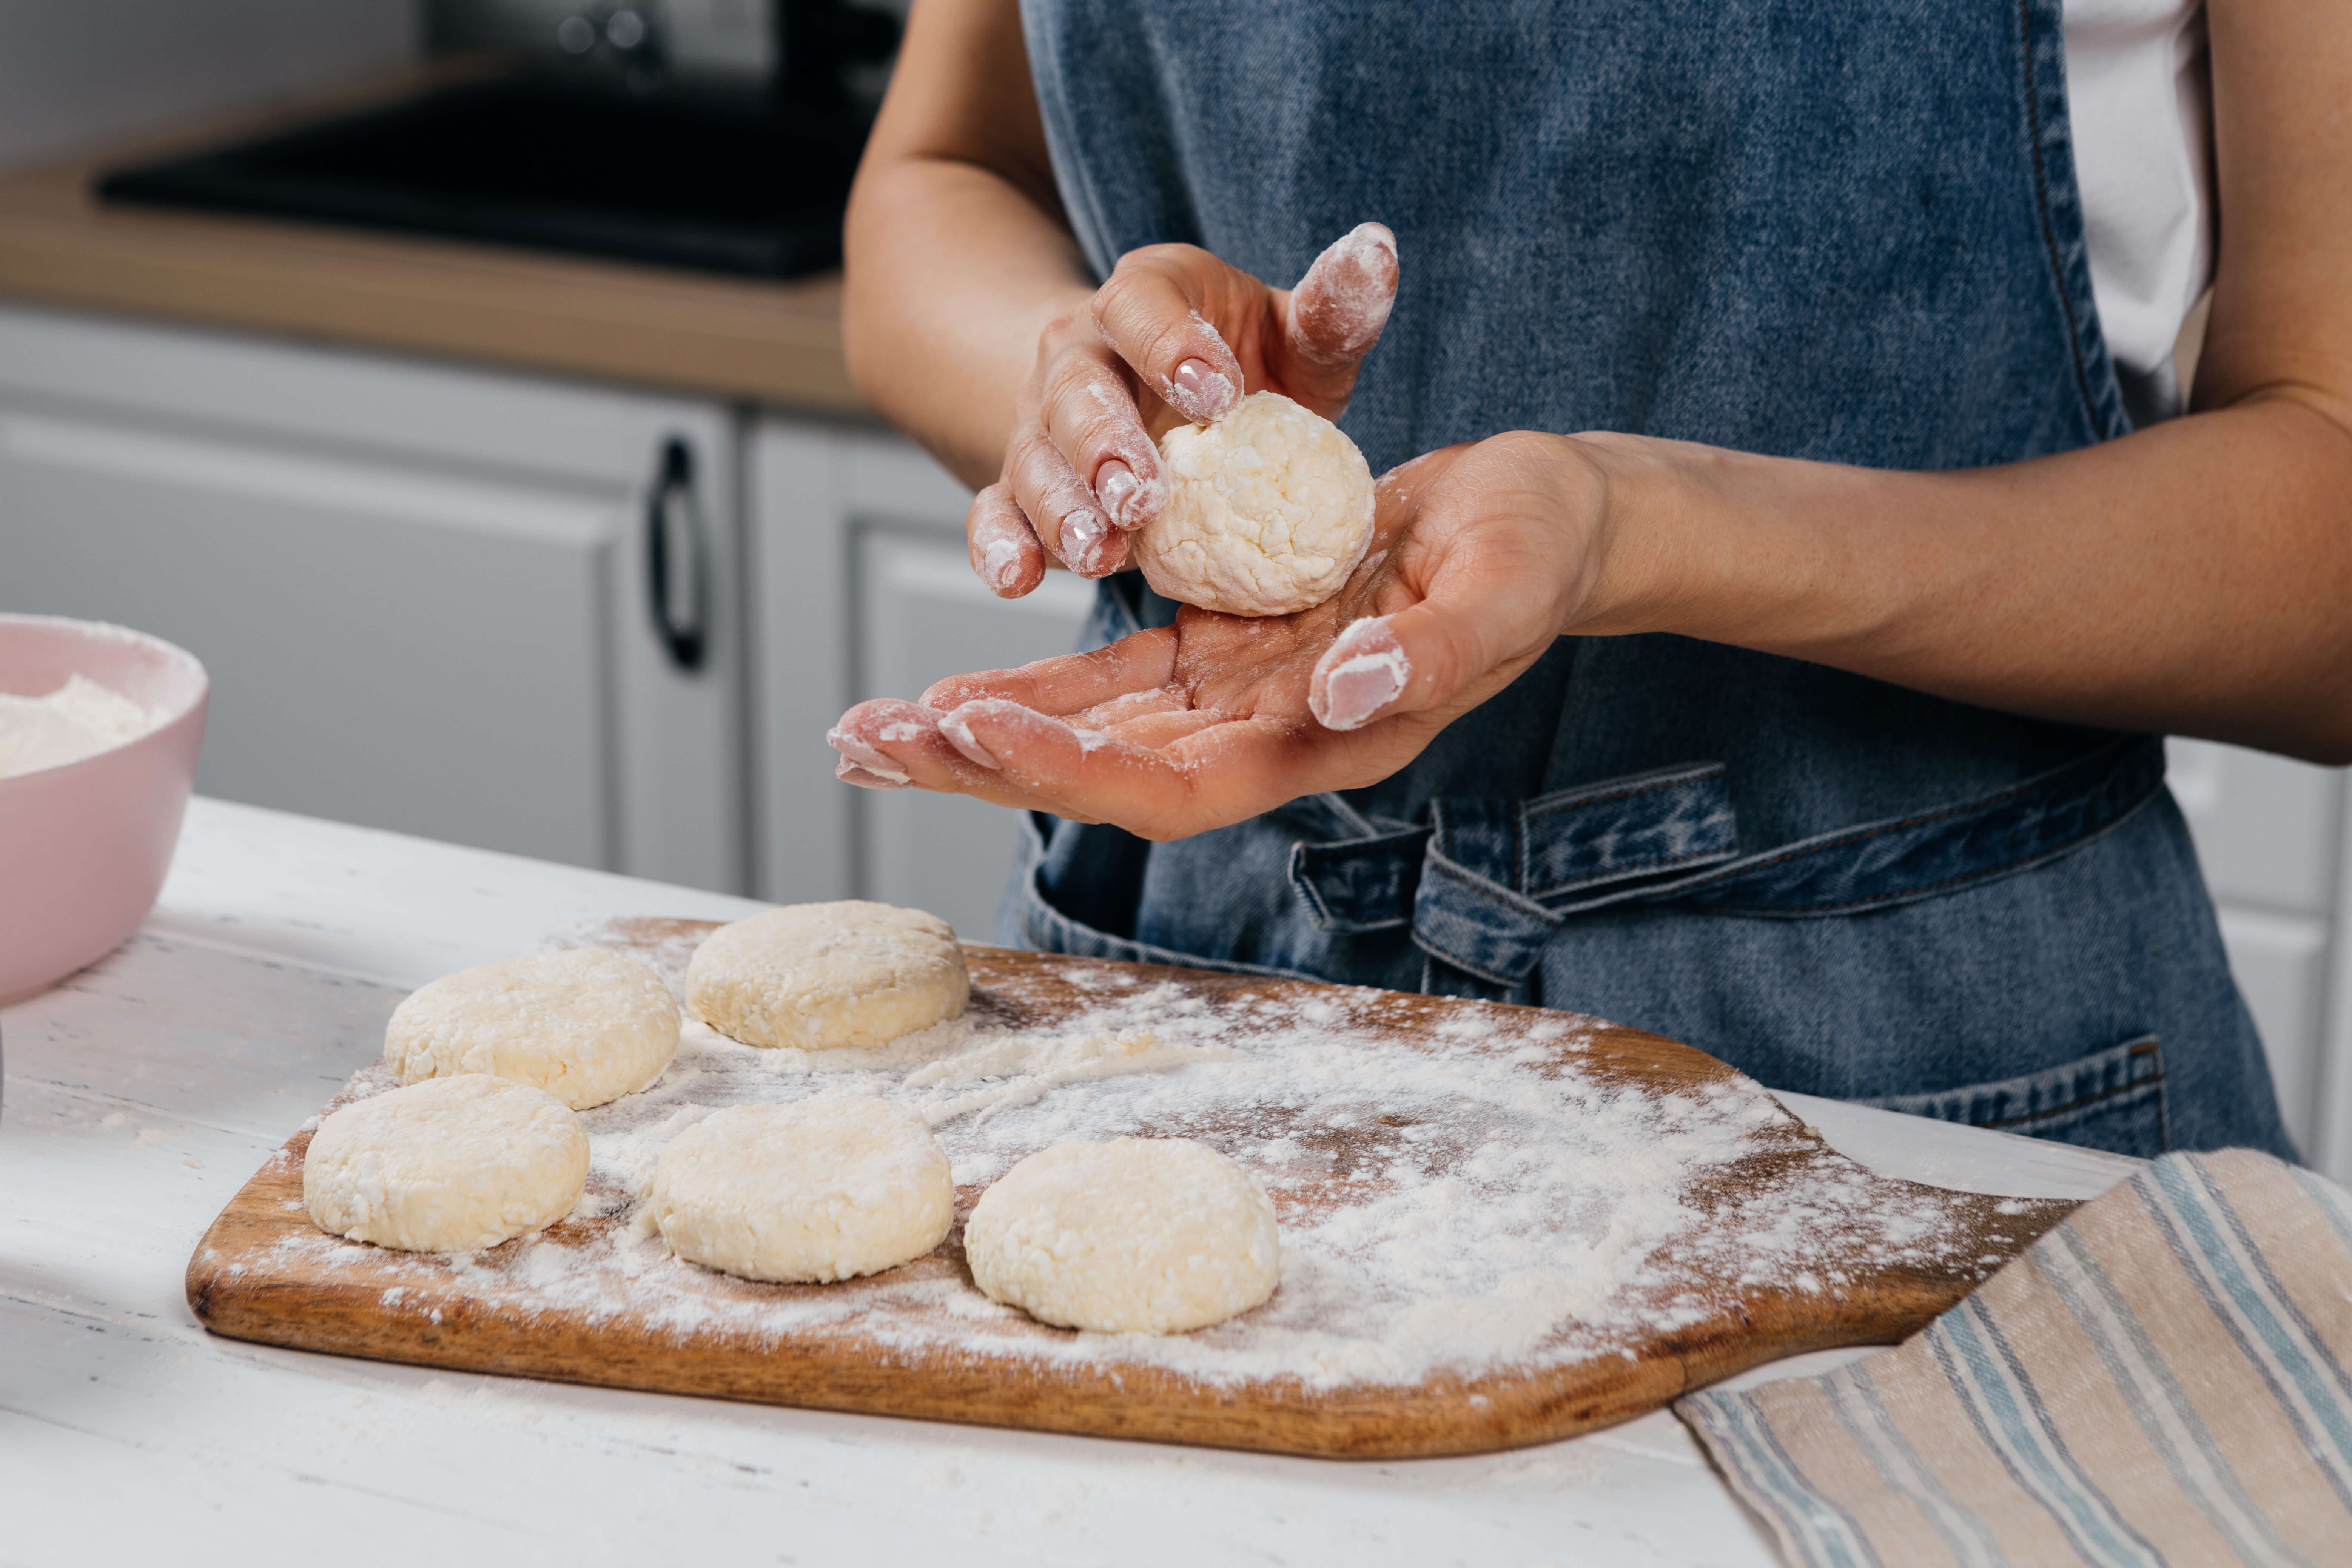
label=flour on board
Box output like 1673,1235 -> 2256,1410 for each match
277,922 -> 1990,1393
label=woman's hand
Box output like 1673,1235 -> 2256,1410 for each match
833,433 -> 1609,838
969,224 -> 1402,598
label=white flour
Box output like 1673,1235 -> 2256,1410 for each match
1314,614 -> 1414,732
257,923 -> 2004,1394
1293,222 -> 1399,355
0,674 -> 166,779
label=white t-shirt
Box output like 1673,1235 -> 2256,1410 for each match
2068,0 -> 2213,424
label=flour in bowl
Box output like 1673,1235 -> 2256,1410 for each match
0,674 -> 166,780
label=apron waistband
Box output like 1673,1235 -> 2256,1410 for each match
1287,735 -> 2167,988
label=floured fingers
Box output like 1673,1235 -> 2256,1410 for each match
1091,245 -> 1246,427
1005,421 -> 1124,579
939,700 -> 1339,841
1280,223 -> 1399,414
1044,360 -> 1168,532
827,698 -> 1028,805
920,627 -> 1181,716
966,483 -> 1045,599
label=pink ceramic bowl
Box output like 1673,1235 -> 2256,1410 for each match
0,615 -> 209,1005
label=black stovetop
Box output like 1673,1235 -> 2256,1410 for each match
99,72 -> 868,280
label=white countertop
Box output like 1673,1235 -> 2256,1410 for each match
0,799 -> 2139,1566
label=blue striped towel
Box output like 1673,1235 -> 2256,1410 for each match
1678,1149 -> 2352,1566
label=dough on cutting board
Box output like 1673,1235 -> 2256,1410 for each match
964,1137 -> 1280,1334
685,900 -> 968,1051
1133,390 -> 1376,617
649,1096 -> 955,1283
304,1073 -> 588,1252
383,948 -> 679,1110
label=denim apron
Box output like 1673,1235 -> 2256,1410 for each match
1006,0 -> 2293,1159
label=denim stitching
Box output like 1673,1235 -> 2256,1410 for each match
1697,783 -> 2158,917
1409,931 -> 1531,991
1521,768 -> 1725,823
1529,842 -> 1744,902
1426,851 -> 1559,923
1672,737 -> 2149,887
1982,1045 -> 2163,1130
1512,803 -> 1528,898
1287,862 -> 1414,934
1288,829 -> 1431,932
2015,0 -> 2102,433
1285,850 -> 1339,930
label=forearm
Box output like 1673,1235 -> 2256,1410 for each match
1577,395 -> 2352,760
840,0 -> 1094,489
843,160 -> 1092,487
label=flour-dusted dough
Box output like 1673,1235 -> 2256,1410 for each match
685,900 -> 968,1051
1135,391 -> 1376,617
964,1137 -> 1280,1334
383,948 -> 679,1110
649,1096 -> 955,1283
304,1073 -> 588,1252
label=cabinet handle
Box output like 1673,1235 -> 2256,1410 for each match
646,437 -> 707,672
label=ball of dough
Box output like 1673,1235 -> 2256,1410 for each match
685,900 -> 968,1051
1135,391 -> 1376,617
964,1137 -> 1280,1334
649,1096 -> 954,1283
304,1074 -> 588,1252
384,948 -> 679,1110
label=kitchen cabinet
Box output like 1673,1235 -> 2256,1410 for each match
748,420 -> 1093,939
2168,738 -> 2352,1174
0,303 -> 744,891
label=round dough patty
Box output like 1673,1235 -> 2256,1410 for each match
384,947 -> 679,1110
685,900 -> 968,1051
649,1096 -> 954,1283
304,1073 -> 588,1252
1135,391 -> 1376,617
965,1137 -> 1280,1334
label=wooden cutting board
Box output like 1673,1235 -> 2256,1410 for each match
186,919 -> 2075,1459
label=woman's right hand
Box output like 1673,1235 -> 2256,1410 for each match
970,223 -> 1403,597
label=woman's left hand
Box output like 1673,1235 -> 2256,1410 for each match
827,432 -> 1610,839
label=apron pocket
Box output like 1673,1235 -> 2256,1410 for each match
1854,1035 -> 2168,1159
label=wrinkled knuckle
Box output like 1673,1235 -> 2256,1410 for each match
921,675 -> 978,709
969,480 -> 1019,521
1037,303 -> 1095,358
1093,265 -> 1150,321
1006,427 -> 1062,482
1134,319 -> 1208,378
1054,372 -> 1128,442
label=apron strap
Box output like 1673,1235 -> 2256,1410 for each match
1286,737 -> 2166,993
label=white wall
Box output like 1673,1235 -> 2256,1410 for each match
0,0 -> 417,174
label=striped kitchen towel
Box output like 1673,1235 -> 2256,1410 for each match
1677,1149 -> 2352,1567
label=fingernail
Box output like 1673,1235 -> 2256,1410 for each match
1168,358 -> 1236,422
836,757 -> 910,790
1096,461 -> 1140,527
1062,509 -> 1116,577
1299,224 -> 1401,355
980,535 -> 1024,594
939,711 -> 1001,769
1314,617 -> 1410,731
825,720 -> 914,782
